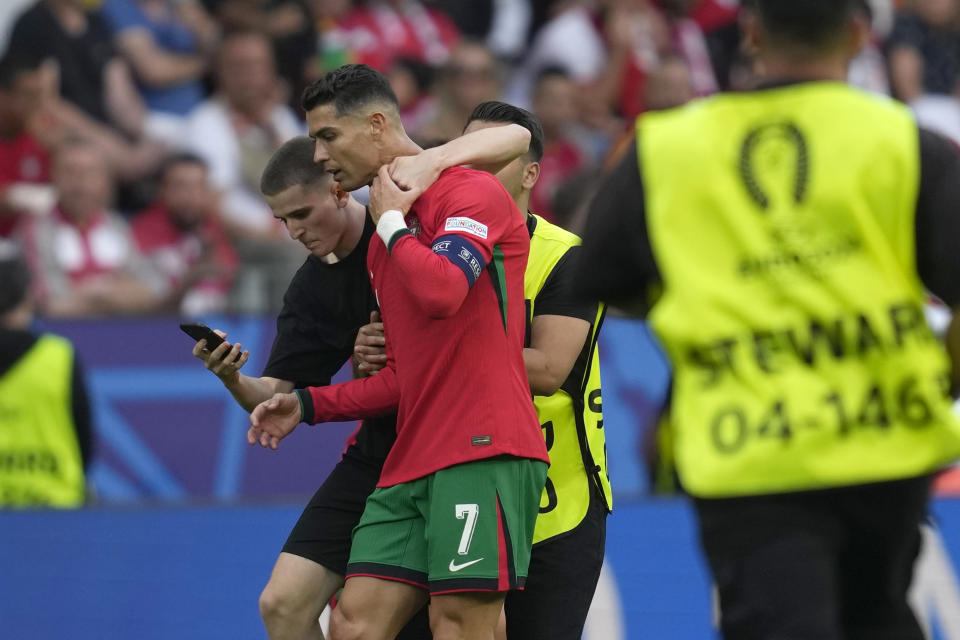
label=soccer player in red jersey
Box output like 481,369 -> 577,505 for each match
249,64 -> 549,640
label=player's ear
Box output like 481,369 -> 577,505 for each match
368,111 -> 387,141
332,181 -> 350,208
522,161 -> 540,191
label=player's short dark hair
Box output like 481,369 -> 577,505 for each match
465,101 -> 544,163
0,52 -> 45,90
749,0 -> 861,49
260,136 -> 330,196
0,242 -> 30,315
301,64 -> 399,115
160,152 -> 207,179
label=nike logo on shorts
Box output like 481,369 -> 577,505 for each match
448,557 -> 484,572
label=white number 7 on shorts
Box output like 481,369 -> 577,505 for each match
455,503 -> 479,556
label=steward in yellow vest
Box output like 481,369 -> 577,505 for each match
0,246 -> 90,508
464,102 -> 609,640
573,2 -> 960,638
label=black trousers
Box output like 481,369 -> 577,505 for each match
694,475 -> 932,640
504,487 -> 608,640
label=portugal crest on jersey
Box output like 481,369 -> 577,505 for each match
406,214 -> 421,237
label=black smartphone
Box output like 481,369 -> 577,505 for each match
179,322 -> 226,351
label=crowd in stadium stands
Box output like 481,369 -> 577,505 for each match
0,0 -> 958,315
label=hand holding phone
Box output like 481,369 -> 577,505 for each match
182,322 -> 249,382
180,322 -> 226,350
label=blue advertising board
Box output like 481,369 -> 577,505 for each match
38,314 -> 671,503
2,498 -> 960,639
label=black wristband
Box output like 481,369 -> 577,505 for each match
296,388 -> 315,424
387,228 -> 413,254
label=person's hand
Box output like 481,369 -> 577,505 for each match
248,392 -> 302,450
369,165 -> 422,224
354,311 -> 387,375
191,329 -> 249,385
387,148 -> 443,194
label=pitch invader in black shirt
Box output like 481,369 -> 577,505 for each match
191,136 -> 424,639
191,129 -> 531,639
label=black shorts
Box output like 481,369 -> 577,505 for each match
281,445 -> 433,639
694,474 -> 932,640
281,444 -> 383,575
503,487 -> 608,640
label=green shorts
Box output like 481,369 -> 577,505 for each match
346,456 -> 548,595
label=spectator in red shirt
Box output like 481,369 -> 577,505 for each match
530,67 -> 587,224
335,0 -> 460,72
0,53 -> 55,238
131,154 -> 239,316
21,138 -> 165,317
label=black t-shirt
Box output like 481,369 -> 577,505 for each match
262,216 -> 397,460
887,12 -> 960,96
526,213 -> 600,398
573,128 -> 960,311
0,328 -> 92,470
8,3 -> 117,125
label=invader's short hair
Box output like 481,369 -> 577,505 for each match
260,136 -> 331,196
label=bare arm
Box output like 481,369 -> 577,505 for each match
388,123 -> 531,192
354,312 -> 591,397
524,315 -> 591,396
191,330 -> 295,411
103,59 -> 147,137
116,29 -> 208,89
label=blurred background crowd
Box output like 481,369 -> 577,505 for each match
0,0 -> 958,317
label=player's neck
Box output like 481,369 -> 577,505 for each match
379,130 -> 422,166
332,198 -> 368,259
515,192 -> 531,217
756,51 -> 849,84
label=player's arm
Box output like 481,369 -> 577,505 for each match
191,330 -> 294,411
915,129 -> 960,394
524,245 -> 598,396
388,123 -> 531,193
523,247 -> 598,396
351,313 -> 591,397
525,316 -> 591,396
248,361 -> 400,449
370,168 -> 499,318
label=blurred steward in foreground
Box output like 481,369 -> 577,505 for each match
575,1 -> 960,638
0,242 -> 93,508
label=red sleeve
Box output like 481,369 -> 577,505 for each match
383,170 -> 515,318
387,233 -> 470,318
303,362 -> 400,423
431,170 -> 515,262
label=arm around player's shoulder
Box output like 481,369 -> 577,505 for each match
916,128 -> 960,307
429,167 -> 522,256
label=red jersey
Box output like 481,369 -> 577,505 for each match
0,132 -> 50,237
131,203 -> 238,297
303,167 -> 548,486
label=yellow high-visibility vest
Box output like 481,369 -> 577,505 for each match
525,214 -> 611,543
640,82 -> 960,497
0,334 -> 85,507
